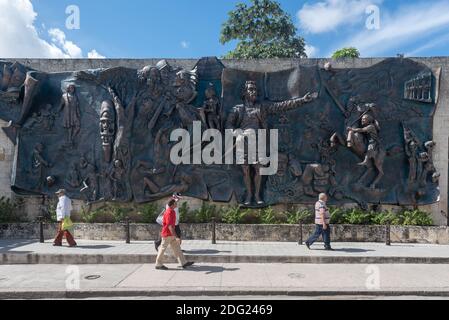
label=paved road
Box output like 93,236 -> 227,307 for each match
40,296 -> 449,300
76,296 -> 449,300
1,263 -> 449,299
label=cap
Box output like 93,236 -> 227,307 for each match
55,189 -> 66,195
172,193 -> 183,201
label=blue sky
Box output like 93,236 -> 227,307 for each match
1,0 -> 449,58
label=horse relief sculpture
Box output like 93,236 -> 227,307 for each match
0,57 -> 440,208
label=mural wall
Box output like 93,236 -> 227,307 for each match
0,57 -> 440,209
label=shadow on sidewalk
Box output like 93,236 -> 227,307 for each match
0,240 -> 38,253
183,249 -> 232,255
186,265 -> 240,274
319,248 -> 376,253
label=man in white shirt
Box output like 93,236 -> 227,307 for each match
53,189 -> 77,247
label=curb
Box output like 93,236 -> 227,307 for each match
2,253 -> 449,265
2,289 -> 449,299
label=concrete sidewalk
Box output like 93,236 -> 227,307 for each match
2,240 -> 449,264
1,263 -> 449,299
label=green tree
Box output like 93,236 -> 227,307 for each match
332,47 -> 361,59
220,0 -> 307,59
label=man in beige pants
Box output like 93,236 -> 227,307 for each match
155,199 -> 194,270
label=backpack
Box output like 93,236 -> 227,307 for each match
156,209 -> 165,226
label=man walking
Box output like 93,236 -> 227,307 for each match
53,189 -> 77,247
305,193 -> 333,251
155,199 -> 194,270
155,193 -> 182,252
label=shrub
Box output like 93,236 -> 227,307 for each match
0,197 -> 25,223
81,206 -> 116,223
179,202 -> 194,223
286,209 -> 313,224
332,47 -> 360,59
274,211 -> 288,224
80,204 -> 133,223
192,203 -> 219,223
222,206 -> 247,224
109,204 -> 129,222
135,203 -> 160,223
44,197 -> 58,222
70,210 -> 84,223
371,210 -> 401,225
240,209 -> 262,224
399,210 -> 433,226
343,208 -> 373,225
329,207 -> 346,224
258,207 -> 277,224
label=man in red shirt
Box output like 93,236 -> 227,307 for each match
155,199 -> 194,270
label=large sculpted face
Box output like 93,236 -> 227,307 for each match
148,68 -> 161,84
100,118 -> 114,144
36,143 -> 44,153
156,60 -> 171,84
205,86 -> 216,100
100,100 -> 115,146
245,82 -> 258,104
175,84 -> 192,102
361,114 -> 372,127
9,68 -> 26,89
67,85 -> 76,94
175,72 -> 196,103
114,159 -> 123,168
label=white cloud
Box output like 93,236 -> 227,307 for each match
0,0 -> 67,58
87,50 -> 106,59
48,28 -> 82,58
0,0 -> 104,58
298,0 -> 383,34
181,41 -> 190,49
305,44 -> 319,58
331,1 -> 449,57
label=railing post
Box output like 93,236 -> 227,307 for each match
211,217 -> 216,245
386,222 -> 391,246
298,219 -> 303,245
125,217 -> 131,244
37,216 -> 44,243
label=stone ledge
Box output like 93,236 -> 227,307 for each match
0,223 -> 448,244
2,252 -> 449,265
2,289 -> 449,300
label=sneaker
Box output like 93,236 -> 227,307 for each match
305,242 -> 311,250
182,262 -> 194,269
324,247 -> 334,251
156,265 -> 168,270
53,243 -> 62,247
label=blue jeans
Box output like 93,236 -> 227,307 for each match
306,224 -> 331,248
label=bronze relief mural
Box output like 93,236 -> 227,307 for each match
0,57 -> 440,209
